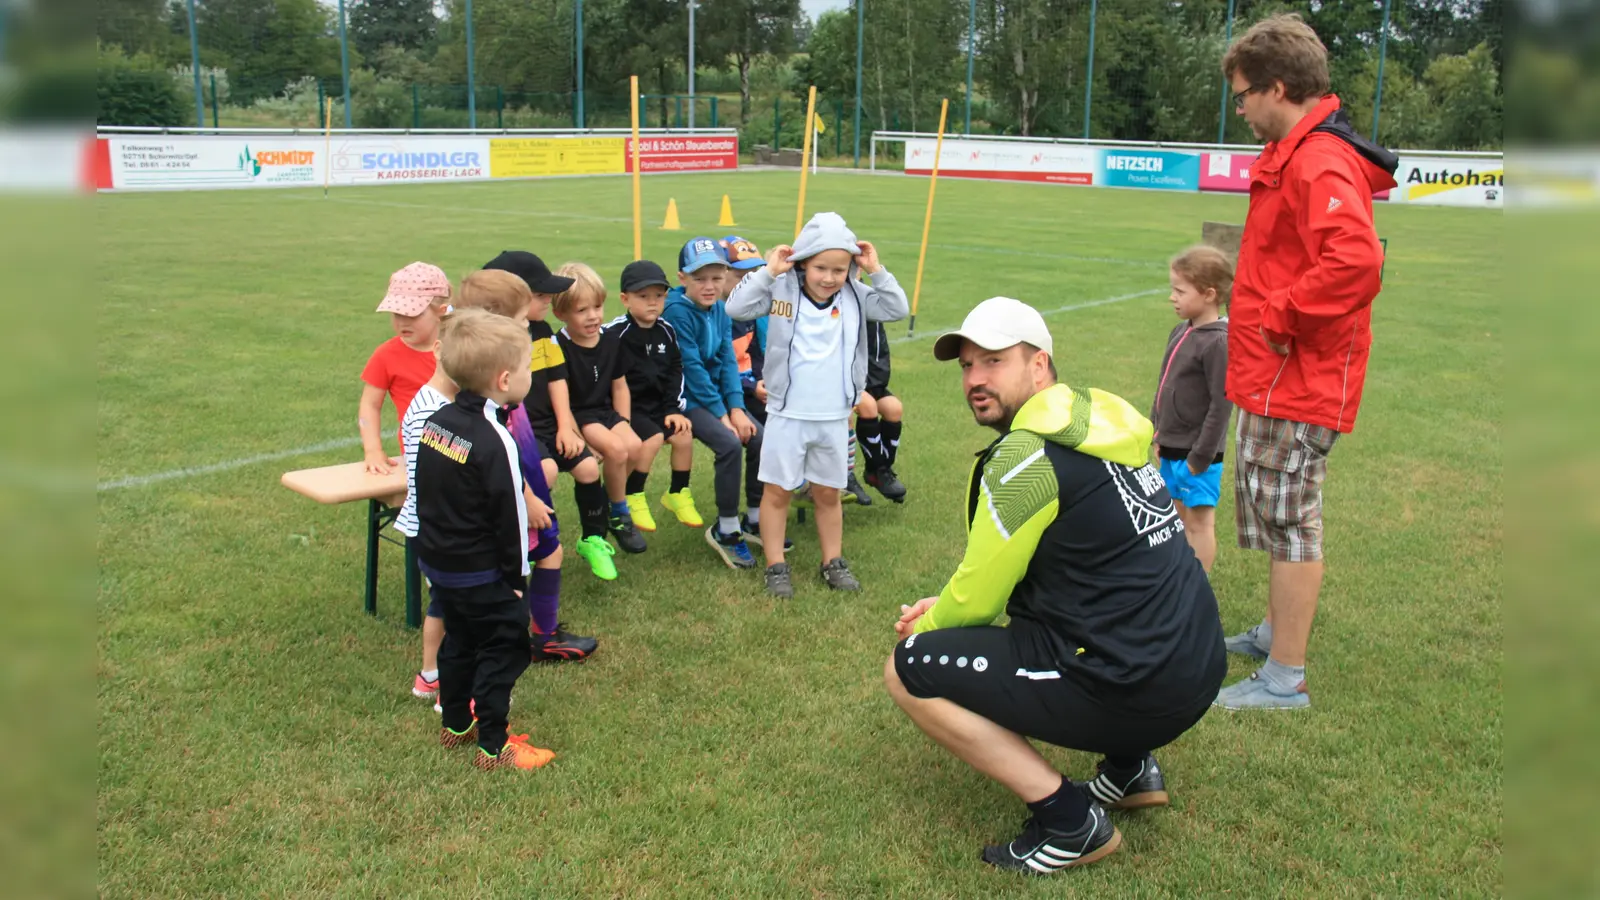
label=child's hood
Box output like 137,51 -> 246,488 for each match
790,212 -> 860,263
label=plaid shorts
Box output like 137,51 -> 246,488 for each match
1234,411 -> 1339,562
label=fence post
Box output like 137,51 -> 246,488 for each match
773,95 -> 781,147
210,73 -> 220,128
1216,0 -> 1235,144
1372,0 -> 1392,142
574,0 -> 585,128
675,95 -> 684,129
317,79 -> 326,130
184,0 -> 204,129
497,85 -> 504,129
465,0 -> 477,130
710,96 -> 719,127
1082,0 -> 1098,139
412,84 -> 421,129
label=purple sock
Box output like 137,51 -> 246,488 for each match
528,565 -> 561,635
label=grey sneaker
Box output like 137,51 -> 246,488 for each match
1213,670 -> 1310,710
1223,622 -> 1271,660
844,471 -> 871,506
819,557 -> 861,591
765,562 -> 794,599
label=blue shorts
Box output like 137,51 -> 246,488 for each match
1160,457 -> 1223,509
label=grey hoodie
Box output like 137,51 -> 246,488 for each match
725,212 -> 909,415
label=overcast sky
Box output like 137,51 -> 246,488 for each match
801,0 -> 850,20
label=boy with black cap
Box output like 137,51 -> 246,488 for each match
483,250 -> 619,581
606,259 -> 699,531
662,237 -> 764,570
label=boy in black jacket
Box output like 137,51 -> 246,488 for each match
414,308 -> 555,771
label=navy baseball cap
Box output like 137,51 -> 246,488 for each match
678,237 -> 729,274
719,235 -> 765,270
620,260 -> 670,293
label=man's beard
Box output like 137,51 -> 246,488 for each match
968,388 -> 1017,432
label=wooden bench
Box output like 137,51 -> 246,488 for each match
281,462 -> 424,628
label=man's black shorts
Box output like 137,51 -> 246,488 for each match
535,431 -> 595,473
865,384 -> 894,401
894,625 -> 1215,758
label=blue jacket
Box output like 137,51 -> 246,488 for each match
662,286 -> 745,417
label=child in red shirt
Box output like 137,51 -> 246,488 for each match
359,262 -> 453,474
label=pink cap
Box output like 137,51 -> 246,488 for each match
376,262 -> 451,316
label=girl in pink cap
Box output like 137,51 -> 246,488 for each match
359,261 -> 454,475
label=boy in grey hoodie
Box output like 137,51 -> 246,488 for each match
727,212 -> 910,597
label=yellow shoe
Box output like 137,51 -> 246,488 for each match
626,493 -> 657,532
659,488 -> 704,528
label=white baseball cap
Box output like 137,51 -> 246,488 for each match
933,297 -> 1054,361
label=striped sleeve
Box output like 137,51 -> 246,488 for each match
395,387 -> 449,538
917,432 -> 1060,632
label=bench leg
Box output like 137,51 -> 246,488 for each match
404,538 -> 422,629
364,499 -> 381,617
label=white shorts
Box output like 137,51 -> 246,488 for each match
759,414 -> 850,491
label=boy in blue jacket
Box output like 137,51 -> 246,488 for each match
661,237 -> 764,570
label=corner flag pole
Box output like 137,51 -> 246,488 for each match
909,98 -> 949,337
630,74 -> 642,259
794,85 -> 818,240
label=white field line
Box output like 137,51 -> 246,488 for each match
97,287 -> 1163,493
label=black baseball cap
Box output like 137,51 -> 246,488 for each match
482,250 -> 574,294
620,260 -> 670,293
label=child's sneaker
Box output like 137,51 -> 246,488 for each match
819,557 -> 861,591
845,471 -> 872,506
626,493 -> 658,532
412,671 -> 439,700
764,563 -> 794,599
740,514 -> 793,551
471,733 -> 555,770
575,535 -> 619,580
705,524 -> 757,569
609,512 -> 648,554
866,467 -> 907,503
531,624 -> 599,662
660,488 -> 704,527
439,724 -> 477,748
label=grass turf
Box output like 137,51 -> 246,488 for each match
98,170 -> 1500,897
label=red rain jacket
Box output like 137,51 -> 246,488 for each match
1228,95 -> 1399,433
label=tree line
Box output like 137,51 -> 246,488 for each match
91,0 -> 1502,150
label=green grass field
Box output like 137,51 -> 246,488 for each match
97,171 -> 1501,897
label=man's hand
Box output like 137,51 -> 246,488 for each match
1187,459 -> 1207,476
555,426 -> 586,458
854,239 -> 882,275
363,449 -> 398,475
764,244 -> 795,276
895,597 -> 939,638
1261,325 -> 1289,356
754,380 -> 768,403
665,413 -> 691,436
1152,441 -> 1162,461
728,407 -> 757,443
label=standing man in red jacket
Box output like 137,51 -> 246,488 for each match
1214,14 -> 1399,710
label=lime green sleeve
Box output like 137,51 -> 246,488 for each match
916,434 -> 1060,633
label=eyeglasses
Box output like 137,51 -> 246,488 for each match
1232,84 -> 1265,110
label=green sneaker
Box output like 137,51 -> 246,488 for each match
574,535 -> 618,580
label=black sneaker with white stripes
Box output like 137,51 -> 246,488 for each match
980,805 -> 1121,874
1084,754 -> 1169,810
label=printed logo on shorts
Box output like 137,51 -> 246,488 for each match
973,656 -> 988,673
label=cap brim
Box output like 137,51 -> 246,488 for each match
681,259 -> 729,274
376,296 -> 431,316
932,329 -> 1023,361
532,274 -> 575,294
622,278 -> 670,292
728,258 -> 765,270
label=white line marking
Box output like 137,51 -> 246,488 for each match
97,437 -> 362,492
98,286 -> 1162,493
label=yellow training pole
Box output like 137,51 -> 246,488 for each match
630,75 -> 643,260
908,98 -> 949,337
794,85 -> 818,240
322,100 -> 334,199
